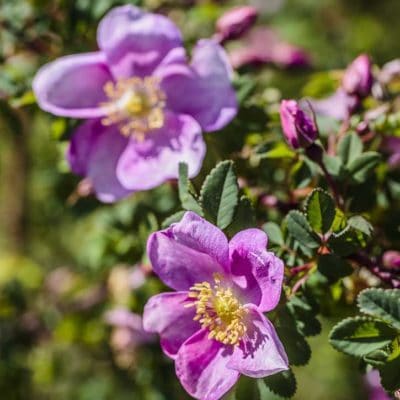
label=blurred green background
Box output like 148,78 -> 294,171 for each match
1,0 -> 399,398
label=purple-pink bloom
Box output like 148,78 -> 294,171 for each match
280,99 -> 318,149
228,27 -> 311,69
342,54 -> 373,98
33,6 -> 237,203
364,370 -> 391,400
215,6 -> 258,43
382,251 -> 400,270
105,308 -> 154,351
309,89 -> 360,121
381,136 -> 400,168
143,212 -> 288,400
309,55 -> 374,121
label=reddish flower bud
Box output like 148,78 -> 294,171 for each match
342,54 -> 373,98
383,251 -> 400,270
216,6 -> 258,42
280,100 -> 318,149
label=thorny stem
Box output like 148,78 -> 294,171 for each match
319,161 -> 344,209
306,144 -> 344,209
348,252 -> 400,289
290,273 -> 311,296
290,263 -> 313,276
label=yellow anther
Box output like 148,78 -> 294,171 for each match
100,76 -> 166,140
187,274 -> 247,346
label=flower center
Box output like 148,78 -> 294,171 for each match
186,274 -> 247,346
100,77 -> 166,140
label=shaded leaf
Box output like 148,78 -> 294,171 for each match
318,254 -> 353,282
275,306 -> 311,366
262,222 -> 284,246
178,163 -> 203,215
337,132 -> 363,166
263,369 -> 297,399
226,196 -> 256,236
347,152 -> 381,183
378,354 -> 400,392
161,211 -> 185,228
234,376 -> 260,400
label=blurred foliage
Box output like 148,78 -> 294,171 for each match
1,0 -> 400,399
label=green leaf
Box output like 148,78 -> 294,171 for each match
226,196 -> 256,236
233,74 -> 257,104
329,317 -> 397,357
234,376 -> 260,400
262,222 -> 284,246
337,132 -> 363,166
261,142 -> 295,160
290,159 -> 314,189
287,296 -> 321,337
305,188 -> 336,234
276,326 -> 311,366
358,289 -> 400,330
348,215 -> 373,236
263,370 -> 297,399
318,254 -> 353,282
322,154 -> 344,178
178,163 -> 203,215
161,211 -> 185,228
378,354 -> 400,392
328,227 -> 361,256
363,349 -> 390,367
200,161 -> 239,229
257,380 -> 285,400
275,306 -> 312,366
286,211 -> 320,249
331,208 -> 347,233
347,152 -> 381,183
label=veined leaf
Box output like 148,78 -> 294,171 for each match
286,211 -> 320,249
200,161 -> 239,229
305,188 -> 336,234
358,288 -> 400,330
329,317 -> 397,357
178,163 -> 203,215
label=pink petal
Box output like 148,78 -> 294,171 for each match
69,120 -> 132,203
229,229 -> 284,312
160,39 -> 237,132
97,5 -> 183,78
143,292 -> 199,358
33,52 -> 112,118
175,329 -> 239,400
116,112 -> 205,191
228,305 -> 288,378
147,212 -> 229,291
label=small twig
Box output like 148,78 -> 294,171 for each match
290,263 -> 313,276
348,252 -> 400,288
319,161 -> 344,209
291,274 -> 311,296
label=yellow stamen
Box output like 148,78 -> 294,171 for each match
186,274 -> 247,346
100,76 -> 166,140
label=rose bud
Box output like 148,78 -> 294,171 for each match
216,6 -> 258,43
383,250 -> 400,270
342,54 -> 373,98
280,99 -> 319,149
